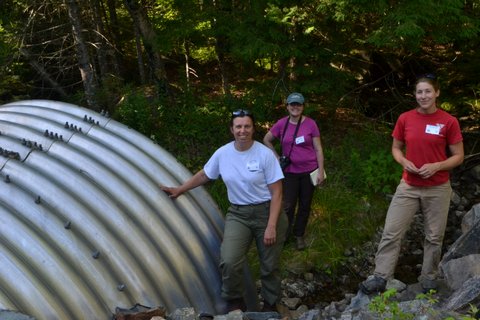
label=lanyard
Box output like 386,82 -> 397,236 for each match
281,116 -> 302,158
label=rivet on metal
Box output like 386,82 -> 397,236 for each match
64,221 -> 72,229
92,250 -> 100,259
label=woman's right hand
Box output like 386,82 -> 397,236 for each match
160,186 -> 182,199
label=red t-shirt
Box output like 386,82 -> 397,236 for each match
392,108 -> 463,187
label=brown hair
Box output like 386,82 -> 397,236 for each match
415,74 -> 440,92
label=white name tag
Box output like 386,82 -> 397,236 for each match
247,160 -> 260,171
425,124 -> 440,135
295,136 -> 305,144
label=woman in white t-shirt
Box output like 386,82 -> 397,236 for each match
161,110 -> 288,313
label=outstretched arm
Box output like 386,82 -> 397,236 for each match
160,169 -> 211,199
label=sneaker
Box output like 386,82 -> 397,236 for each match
225,298 -> 246,312
359,275 -> 386,294
295,236 -> 306,250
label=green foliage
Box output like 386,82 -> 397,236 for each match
362,149 -> 403,194
324,121 -> 401,196
369,289 -> 477,319
299,184 -> 386,272
366,0 -> 480,51
369,288 -> 414,319
114,90 -> 158,137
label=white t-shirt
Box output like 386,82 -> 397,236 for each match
204,141 -> 284,205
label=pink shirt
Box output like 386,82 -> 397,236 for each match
392,108 -> 463,186
270,116 -> 320,174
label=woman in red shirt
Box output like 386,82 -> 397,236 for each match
360,74 -> 464,294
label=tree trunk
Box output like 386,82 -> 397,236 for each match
124,0 -> 168,95
105,0 -> 123,78
214,35 -> 230,95
184,39 -> 190,91
90,0 -> 109,80
134,23 -> 146,84
65,0 -> 99,109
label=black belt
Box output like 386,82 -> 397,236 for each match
230,200 -> 270,208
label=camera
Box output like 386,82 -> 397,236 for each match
279,155 -> 291,170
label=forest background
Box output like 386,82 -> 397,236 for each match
1,0 -> 480,294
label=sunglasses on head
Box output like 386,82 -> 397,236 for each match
232,109 -> 252,117
417,73 -> 436,80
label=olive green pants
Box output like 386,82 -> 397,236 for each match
220,201 -> 288,305
374,180 -> 452,281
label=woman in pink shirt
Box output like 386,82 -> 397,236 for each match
263,92 -> 325,250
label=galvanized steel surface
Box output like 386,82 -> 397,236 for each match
0,100 -> 227,319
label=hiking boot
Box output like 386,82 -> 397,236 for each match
359,275 -> 386,294
225,298 -> 246,312
295,236 -> 306,250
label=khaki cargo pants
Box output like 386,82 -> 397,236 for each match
374,179 -> 452,281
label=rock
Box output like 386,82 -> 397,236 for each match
386,278 -> 407,293
114,305 -> 166,320
297,309 -> 320,320
440,218 -> 480,264
281,297 -> 301,310
461,204 -> 480,233
441,276 -> 480,312
344,290 -> 370,313
169,308 -> 196,320
441,254 -> 480,290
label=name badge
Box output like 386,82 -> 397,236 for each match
295,136 -> 305,144
425,124 -> 440,135
247,160 -> 260,171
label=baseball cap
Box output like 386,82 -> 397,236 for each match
286,92 -> 305,104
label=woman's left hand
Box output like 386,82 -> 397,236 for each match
264,225 -> 277,246
418,163 -> 441,179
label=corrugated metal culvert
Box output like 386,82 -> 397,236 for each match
0,100 -> 228,319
